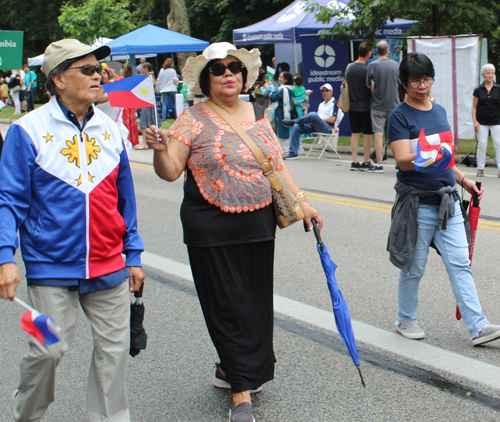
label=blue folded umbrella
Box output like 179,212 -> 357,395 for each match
312,219 -> 365,387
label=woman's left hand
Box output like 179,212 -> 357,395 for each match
463,177 -> 484,201
302,204 -> 323,231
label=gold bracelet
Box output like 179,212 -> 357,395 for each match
301,203 -> 313,206
295,191 -> 307,200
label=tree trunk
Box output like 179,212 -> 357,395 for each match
168,0 -> 197,78
431,4 -> 439,36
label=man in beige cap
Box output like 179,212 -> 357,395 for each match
0,39 -> 145,422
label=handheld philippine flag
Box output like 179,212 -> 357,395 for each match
102,75 -> 155,109
413,128 -> 455,172
15,297 -> 62,346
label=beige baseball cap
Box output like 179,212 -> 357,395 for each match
42,39 -> 111,76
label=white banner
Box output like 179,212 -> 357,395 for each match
409,36 -> 479,141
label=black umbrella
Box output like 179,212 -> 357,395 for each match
130,283 -> 147,357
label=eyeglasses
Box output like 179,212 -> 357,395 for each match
408,78 -> 434,88
67,64 -> 102,76
209,61 -> 244,77
321,89 -> 330,92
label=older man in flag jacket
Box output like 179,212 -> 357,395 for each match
0,39 -> 145,422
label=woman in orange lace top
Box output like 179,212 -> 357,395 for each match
145,42 -> 322,422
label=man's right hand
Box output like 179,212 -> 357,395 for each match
0,263 -> 21,300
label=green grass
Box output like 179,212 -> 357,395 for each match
161,119 -> 174,130
0,104 -> 43,120
303,135 -> 495,156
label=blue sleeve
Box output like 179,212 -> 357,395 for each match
332,103 -> 339,117
116,143 -> 144,267
387,109 -> 410,143
0,125 -> 36,265
269,87 -> 283,102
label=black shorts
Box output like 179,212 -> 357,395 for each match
19,90 -> 26,102
349,111 -> 372,135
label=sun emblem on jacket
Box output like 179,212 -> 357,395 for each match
61,134 -> 101,168
61,134 -> 102,186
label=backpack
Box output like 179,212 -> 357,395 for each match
8,77 -> 20,89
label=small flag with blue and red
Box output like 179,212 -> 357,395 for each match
102,75 -> 155,109
413,128 -> 455,172
20,310 -> 62,346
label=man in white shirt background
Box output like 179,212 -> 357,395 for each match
282,83 -> 338,159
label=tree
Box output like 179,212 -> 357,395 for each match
0,0 -> 67,102
0,0 -> 65,61
59,0 -> 137,45
168,0 -> 196,76
305,0 -> 499,42
186,0 -> 291,44
185,0 -> 291,68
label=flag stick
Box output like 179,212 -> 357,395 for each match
150,74 -> 158,129
14,297 -> 35,312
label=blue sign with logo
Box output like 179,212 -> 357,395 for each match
367,39 -> 403,64
301,35 -> 350,136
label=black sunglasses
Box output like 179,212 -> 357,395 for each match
209,61 -> 244,77
67,64 -> 102,76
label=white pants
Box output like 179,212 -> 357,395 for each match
477,124 -> 500,170
10,89 -> 21,113
278,137 -> 290,154
11,282 -> 131,422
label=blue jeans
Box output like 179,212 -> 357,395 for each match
26,87 -> 36,112
161,91 -> 176,120
397,201 -> 488,338
289,113 -> 333,154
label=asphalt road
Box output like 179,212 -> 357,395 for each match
2,139 -> 500,421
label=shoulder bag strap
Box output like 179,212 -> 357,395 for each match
204,99 -> 283,192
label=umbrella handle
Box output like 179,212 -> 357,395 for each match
311,218 -> 324,250
134,282 -> 144,298
472,181 -> 481,207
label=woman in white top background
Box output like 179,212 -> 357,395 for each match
156,58 -> 179,121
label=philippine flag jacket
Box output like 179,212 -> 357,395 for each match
0,98 -> 144,280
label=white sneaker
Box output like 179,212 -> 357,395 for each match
10,390 -> 19,418
472,324 -> 500,346
396,320 -> 425,339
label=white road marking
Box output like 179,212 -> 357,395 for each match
142,250 -> 500,391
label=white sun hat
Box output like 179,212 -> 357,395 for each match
182,42 -> 261,95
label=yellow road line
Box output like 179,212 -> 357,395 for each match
124,179 -> 500,231
131,163 -> 154,171
478,224 -> 500,231
305,192 -> 392,212
478,220 -> 500,227
305,192 -> 500,231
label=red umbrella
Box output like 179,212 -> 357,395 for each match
456,181 -> 482,321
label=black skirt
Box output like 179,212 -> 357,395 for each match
188,240 -> 275,393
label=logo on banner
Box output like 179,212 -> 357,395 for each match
277,2 -> 306,23
326,1 -> 355,18
314,45 -> 336,68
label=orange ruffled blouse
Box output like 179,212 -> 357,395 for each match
168,103 -> 284,213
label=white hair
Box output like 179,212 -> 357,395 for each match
482,63 -> 495,74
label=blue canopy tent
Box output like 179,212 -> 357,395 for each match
233,0 -> 415,136
107,24 -> 209,56
233,0 -> 414,46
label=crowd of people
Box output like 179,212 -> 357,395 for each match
1,36 -> 500,422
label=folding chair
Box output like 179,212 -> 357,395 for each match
305,109 -> 344,159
